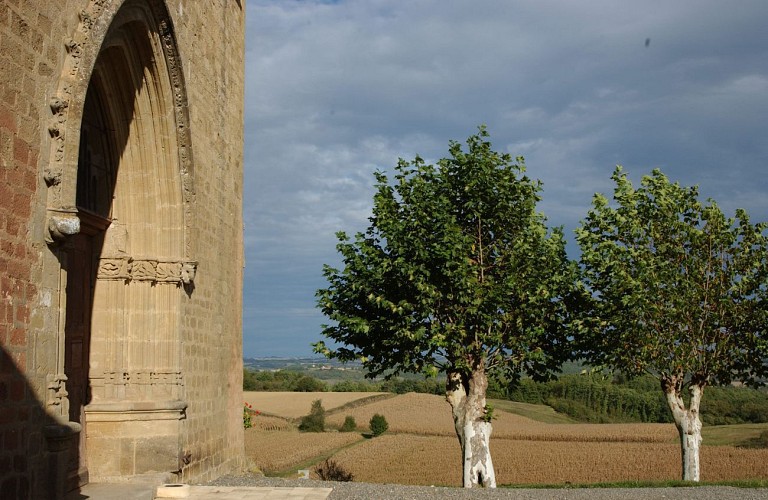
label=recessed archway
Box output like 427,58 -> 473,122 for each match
49,0 -> 197,487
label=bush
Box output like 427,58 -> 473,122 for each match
369,413 -> 388,437
294,375 -> 327,392
298,399 -> 326,432
314,459 -> 353,482
340,416 -> 357,432
759,430 -> 768,449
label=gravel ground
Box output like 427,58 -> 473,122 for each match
206,474 -> 768,500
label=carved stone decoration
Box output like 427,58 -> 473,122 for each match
156,261 -> 182,282
97,258 -> 131,280
46,213 -> 81,243
96,257 -> 197,285
131,260 -> 158,281
180,261 -> 197,285
46,373 -> 70,418
91,370 -> 184,401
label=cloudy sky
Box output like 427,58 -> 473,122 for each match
242,0 -> 768,358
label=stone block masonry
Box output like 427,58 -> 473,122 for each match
0,1 -> 246,497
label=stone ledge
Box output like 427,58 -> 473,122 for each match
85,400 -> 188,421
155,483 -> 190,498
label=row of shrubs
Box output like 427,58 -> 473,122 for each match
298,399 -> 389,436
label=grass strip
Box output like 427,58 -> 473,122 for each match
267,436 -> 367,478
501,479 -> 768,489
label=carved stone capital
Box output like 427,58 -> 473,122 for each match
46,213 -> 80,244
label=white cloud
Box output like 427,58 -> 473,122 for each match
243,0 -> 768,356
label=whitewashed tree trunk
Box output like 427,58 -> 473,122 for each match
446,367 -> 496,488
663,378 -> 704,482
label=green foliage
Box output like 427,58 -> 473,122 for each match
759,430 -> 768,448
509,374 -> 768,424
510,374 -> 670,423
243,402 -> 254,429
314,459 -> 354,482
315,126 -> 579,386
379,377 -> 443,395
298,399 -> 326,432
340,415 -> 357,432
294,375 -> 327,392
369,413 -> 389,436
576,167 -> 768,392
482,404 -> 496,423
332,380 -> 379,392
700,386 -> 768,425
242,369 -> 328,392
243,368 -> 258,391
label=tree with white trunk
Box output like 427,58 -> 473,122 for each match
576,167 -> 768,481
315,128 -> 578,487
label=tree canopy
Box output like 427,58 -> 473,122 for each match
576,166 -> 768,480
315,126 -> 578,384
315,127 -> 580,487
576,167 -> 768,386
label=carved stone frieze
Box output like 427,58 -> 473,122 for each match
131,260 -> 157,280
91,370 -> 184,401
97,257 -> 197,285
97,258 -> 131,280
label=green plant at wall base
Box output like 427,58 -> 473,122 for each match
243,402 -> 254,429
369,413 -> 388,437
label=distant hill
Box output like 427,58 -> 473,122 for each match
244,356 -> 361,371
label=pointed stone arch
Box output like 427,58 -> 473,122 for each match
44,0 -> 197,485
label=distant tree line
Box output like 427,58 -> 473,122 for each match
243,368 -> 768,425
243,368 -> 443,395
507,374 -> 768,425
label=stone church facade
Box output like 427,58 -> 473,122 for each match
0,1 -> 245,498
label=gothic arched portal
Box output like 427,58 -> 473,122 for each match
51,0 -> 196,488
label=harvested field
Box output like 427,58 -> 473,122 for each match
243,391 -> 389,419
325,392 -> 677,442
250,414 -> 292,432
329,434 -> 768,486
243,391 -> 767,486
244,428 -> 363,474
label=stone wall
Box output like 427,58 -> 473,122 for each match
0,1 -> 245,497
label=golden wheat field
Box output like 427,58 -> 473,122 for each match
244,426 -> 363,474
243,391 -> 768,485
325,392 -> 678,443
328,434 -> 768,486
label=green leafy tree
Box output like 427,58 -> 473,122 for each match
298,399 -> 326,432
576,167 -> 768,481
340,415 -> 357,432
315,127 -> 579,487
369,413 -> 389,436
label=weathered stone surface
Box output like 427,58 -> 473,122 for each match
0,1 -> 245,497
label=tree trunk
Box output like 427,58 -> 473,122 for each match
445,366 -> 496,488
662,377 -> 704,482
